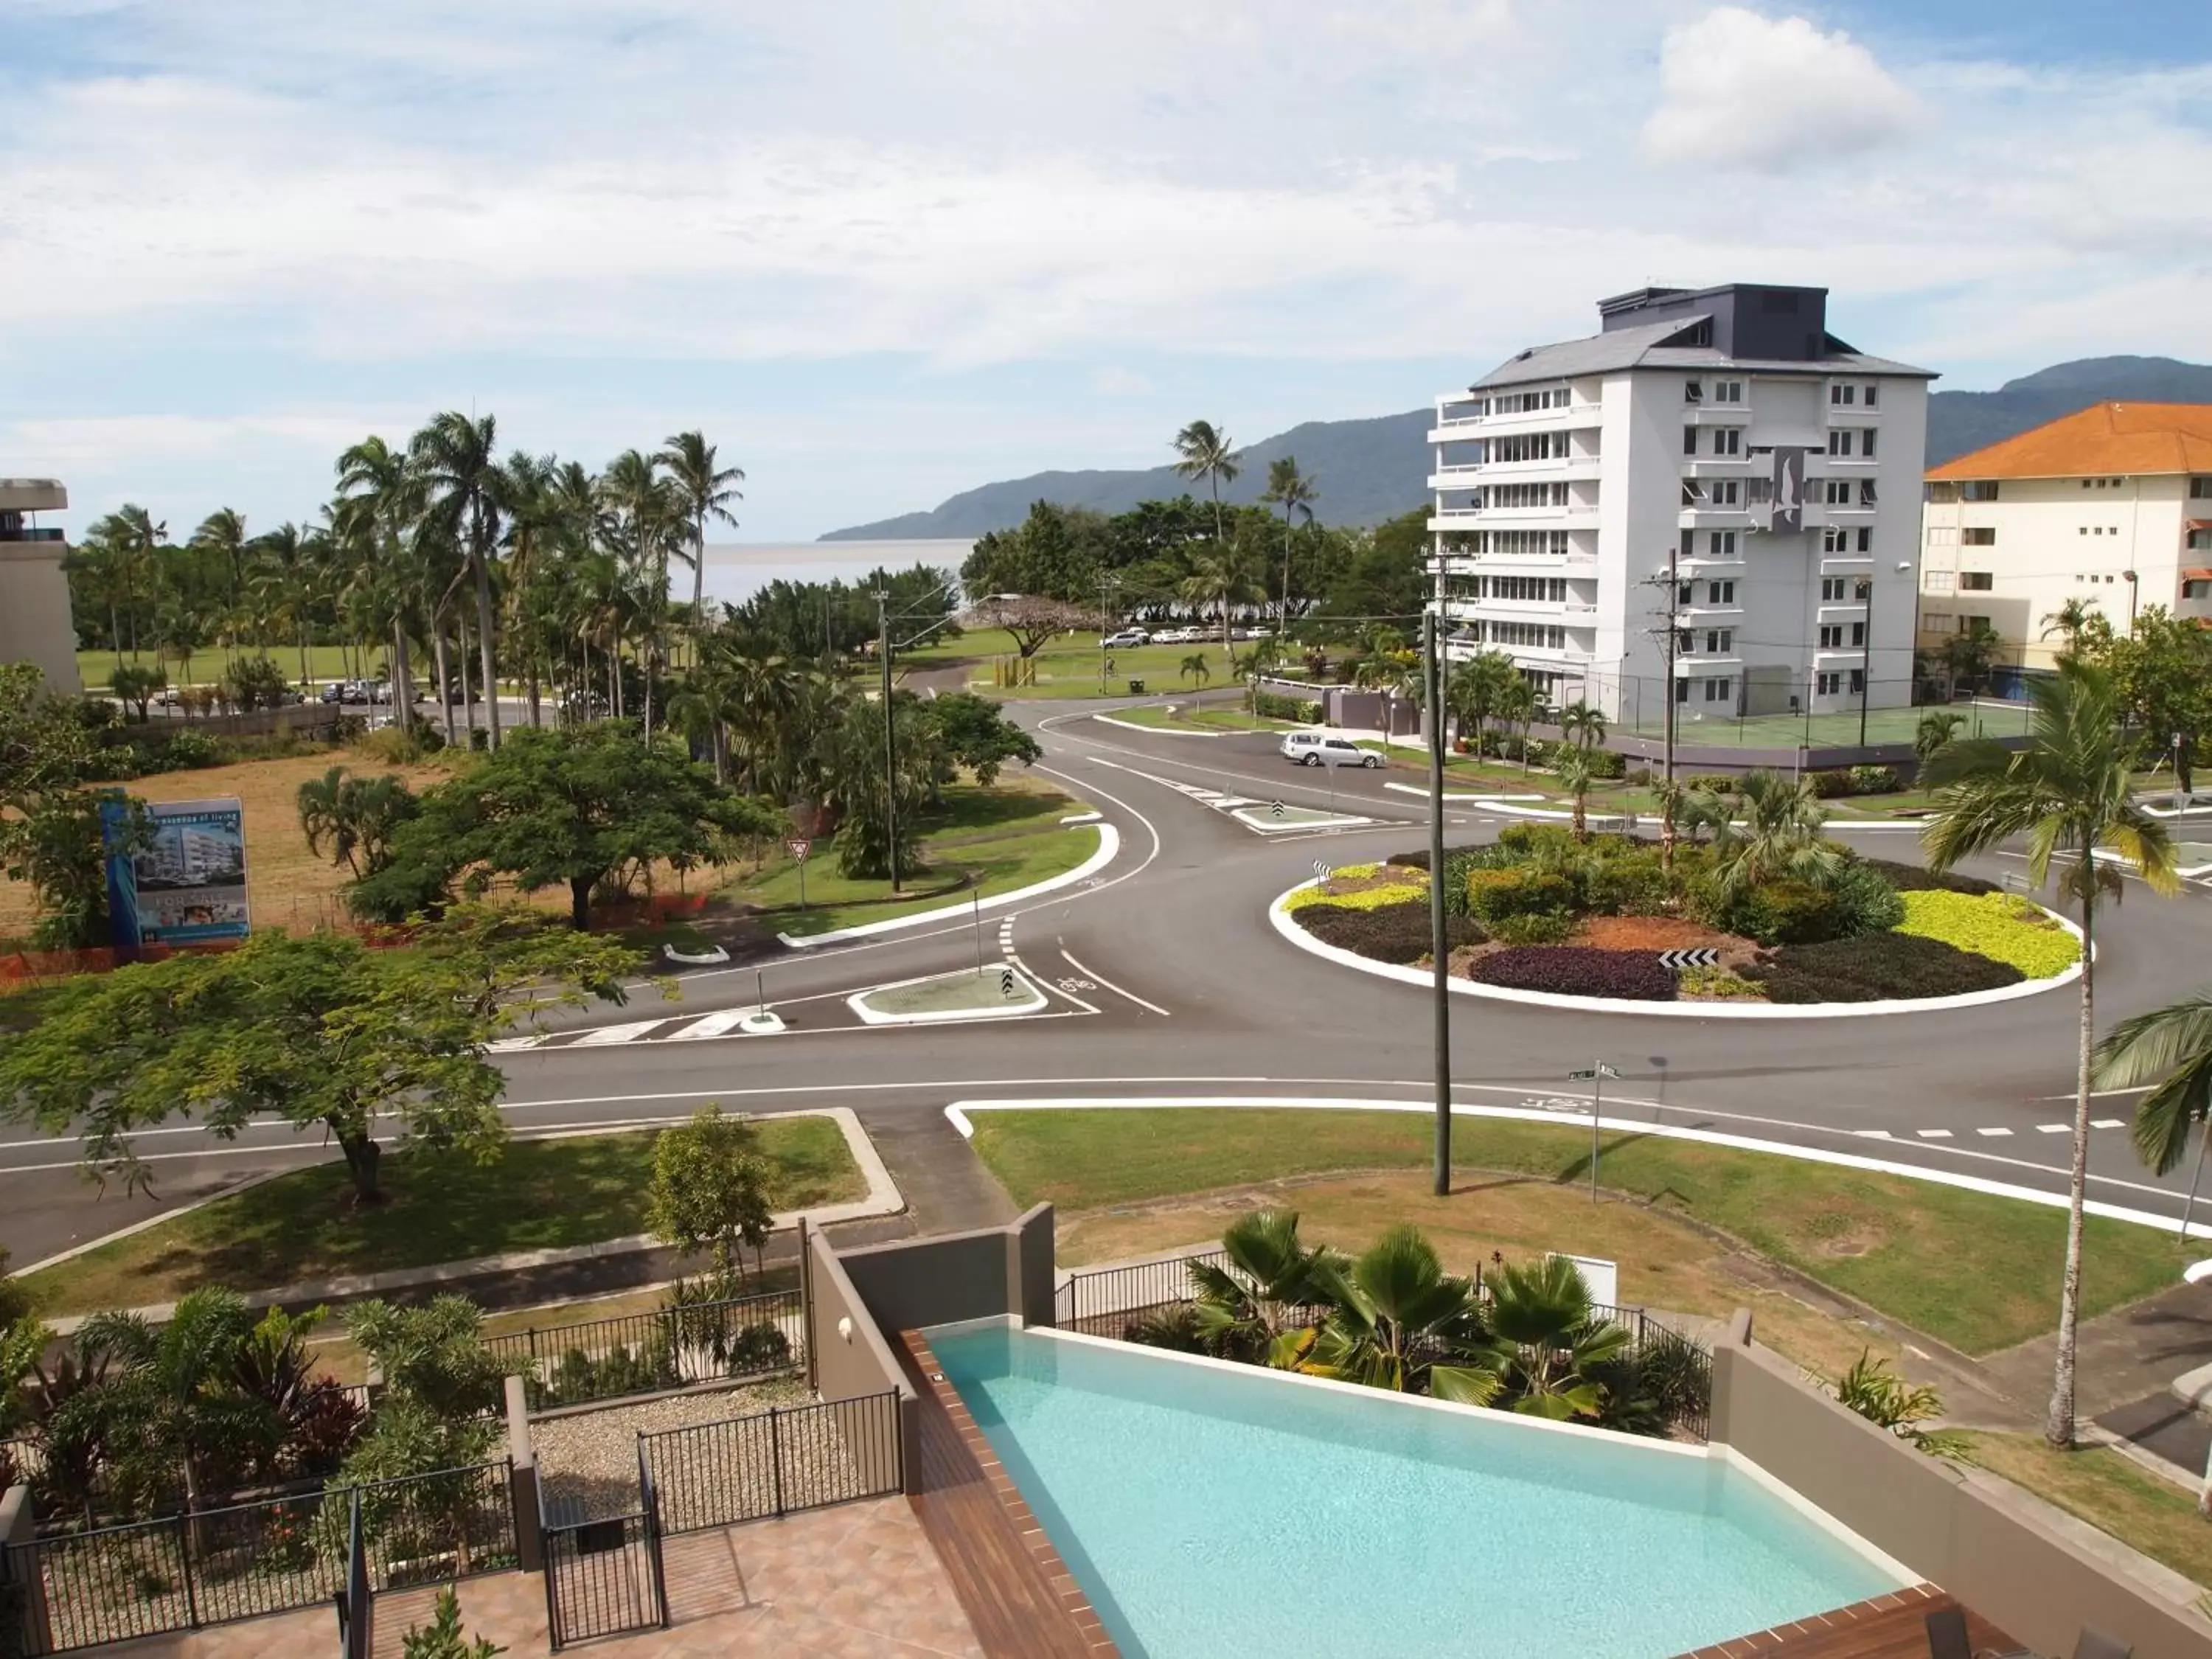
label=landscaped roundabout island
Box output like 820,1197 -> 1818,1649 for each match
1273,785 -> 2081,1015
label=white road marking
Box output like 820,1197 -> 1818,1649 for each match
2093,1118 -> 2126,1129
1916,1128 -> 1953,1139
1057,946 -> 1171,1018
484,1035 -> 546,1053
664,1009 -> 753,1040
571,1019 -> 666,1046
1853,1129 -> 1893,1139
1976,1127 -> 2014,1137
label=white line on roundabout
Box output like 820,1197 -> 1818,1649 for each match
1268,877 -> 2087,1020
1057,945 -> 1172,1018
939,1096 -> 2195,1235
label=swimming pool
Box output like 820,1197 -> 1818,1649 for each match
928,1319 -> 1908,1659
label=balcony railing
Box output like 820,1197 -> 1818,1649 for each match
0,528 -> 65,543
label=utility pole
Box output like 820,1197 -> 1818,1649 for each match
1425,604 -> 1452,1197
1644,546 -> 1683,868
1098,573 -> 1119,693
878,590 -> 900,894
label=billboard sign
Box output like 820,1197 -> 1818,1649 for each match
103,796 -> 251,947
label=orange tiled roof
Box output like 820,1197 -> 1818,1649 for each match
1927,401 -> 2212,481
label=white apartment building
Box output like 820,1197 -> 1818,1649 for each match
1429,284 -> 1932,731
0,479 -> 82,695
1919,403 -> 2212,669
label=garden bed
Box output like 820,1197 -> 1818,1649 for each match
1279,800 -> 2080,1012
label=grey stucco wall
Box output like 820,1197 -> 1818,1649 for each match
1711,1338 -> 2212,1658
807,1229 -> 917,1494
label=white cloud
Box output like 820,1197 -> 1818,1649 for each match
1641,8 -> 1925,171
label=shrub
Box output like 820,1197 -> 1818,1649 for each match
1685,773 -> 1738,794
1860,858 -> 1999,897
1806,769 -> 1857,799
1678,964 -> 1764,1000
1583,748 -> 1627,780
1831,860 -> 1905,937
1469,946 -> 1677,1001
1486,911 -> 1576,945
154,728 -> 226,770
1583,849 -> 1669,917
1284,871 -> 1427,913
1464,867 -> 1575,929
1743,933 -> 2023,1003
1849,765 -> 1901,793
726,1321 -> 795,1374
1691,877 -> 1846,945
1298,900 -> 1484,963
1626,768 -> 1654,787
1893,889 -> 2078,978
1255,691 -> 1324,723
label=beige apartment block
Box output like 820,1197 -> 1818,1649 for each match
1919,403 -> 2212,669
0,479 -> 82,695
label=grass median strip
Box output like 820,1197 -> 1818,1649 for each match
1958,1433 -> 2212,1590
24,1116 -> 863,1315
967,1107 -> 2192,1357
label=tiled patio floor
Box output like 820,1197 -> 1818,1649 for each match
109,1500 -> 981,1659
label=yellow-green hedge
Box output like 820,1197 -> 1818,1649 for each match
1284,866 -> 1427,912
1893,890 -> 2079,978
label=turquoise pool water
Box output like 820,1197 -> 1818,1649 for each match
928,1321 -> 1903,1659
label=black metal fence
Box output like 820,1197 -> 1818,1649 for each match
641,1391 -> 904,1535
543,1460 -> 667,1654
489,1288 -> 805,1411
0,1461 -> 517,1655
1054,1250 -> 1231,1338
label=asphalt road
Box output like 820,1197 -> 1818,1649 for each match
9,698 -> 2211,1268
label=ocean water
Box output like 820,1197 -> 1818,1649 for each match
928,1321 -> 1902,1659
698,539 -> 972,606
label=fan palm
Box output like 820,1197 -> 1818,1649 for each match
1187,1209 -> 1336,1363
658,431 -> 745,658
1258,455 -> 1317,633
1293,1226 -> 1500,1403
1922,662 -> 2180,1446
1171,420 -> 1242,560
1709,770 -> 1840,895
1480,1255 -> 1631,1420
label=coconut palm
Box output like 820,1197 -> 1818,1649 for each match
1479,1255 -> 1632,1420
1178,652 -> 1211,690
335,437 -> 426,734
1558,700 -> 1607,751
1292,1226 -> 1500,1403
1556,748 -> 1595,843
1187,1210 -> 1338,1363
1914,709 -> 1965,766
1922,662 -> 2180,1447
1177,544 -> 1259,654
2040,597 -> 2098,659
1447,650 -> 1517,759
658,431 -> 745,658
1171,420 -> 1242,559
1498,675 -> 1540,773
1708,770 -> 1840,894
87,504 -> 169,661
1259,455 -> 1317,633
409,411 -> 507,748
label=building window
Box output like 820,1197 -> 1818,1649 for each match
2191,477 -> 2212,500
1818,625 -> 1844,649
1816,671 -> 1843,695
1928,481 -> 1960,503
1685,380 -> 1703,404
1863,384 -> 1879,408
1922,612 -> 1954,631
1925,571 -> 1956,597
1860,428 -> 1876,459
1830,383 -> 1857,406
1708,531 -> 1736,556
1823,526 -> 1849,552
2190,529 -> 2212,552
1962,481 -> 2000,501
1684,425 -> 1700,456
1925,525 -> 1957,546
1857,527 -> 1873,552
1859,479 -> 1878,506
1959,571 -> 1994,591
1849,668 -> 1865,695
1708,580 -> 1736,604
1825,480 -> 1852,506
1708,479 -> 1742,506
2185,580 -> 2212,599
1703,676 -> 1733,703
1827,430 -> 1854,457
1820,577 -> 1847,601
1679,630 -> 1695,655
1714,428 -> 1743,456
1713,380 -> 1744,404
1850,622 -> 1866,647
1677,581 -> 1694,605
1961,527 -> 1997,546
1705,629 -> 1733,653
1681,481 -> 1704,507
1676,678 -> 1691,703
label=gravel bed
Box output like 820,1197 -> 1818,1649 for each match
536,1377 -> 813,1521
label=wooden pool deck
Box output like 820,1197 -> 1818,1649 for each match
1676,1584 -> 2022,1658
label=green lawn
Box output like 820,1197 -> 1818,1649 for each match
723,779 -> 1099,937
1961,1433 -> 2212,1591
24,1116 -> 863,1315
968,1108 -> 2192,1357
1610,700 -> 2038,750
1105,705 -> 1301,734
905,627 -> 1253,700
860,967 -> 1035,1015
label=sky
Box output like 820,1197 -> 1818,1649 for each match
3,0 -> 2208,543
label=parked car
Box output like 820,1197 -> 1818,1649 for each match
1102,628 -> 1149,649
319,681 -> 348,704
1280,731 -> 1377,768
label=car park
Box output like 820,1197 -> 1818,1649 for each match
1279,731 -> 1377,768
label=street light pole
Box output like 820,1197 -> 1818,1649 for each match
1425,605 -> 1452,1197
878,590 -> 900,894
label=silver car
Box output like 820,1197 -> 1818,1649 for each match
1279,731 -> 1378,768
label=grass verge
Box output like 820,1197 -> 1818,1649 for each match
1104,706 -> 1300,734
967,1107 -> 2192,1357
1960,1433 -> 2212,1591
24,1116 -> 863,1315
905,627 -> 1251,700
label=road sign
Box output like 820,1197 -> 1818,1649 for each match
1567,1064 -> 1621,1081
1312,859 -> 1333,880
786,836 -> 812,862
999,967 -> 1015,998
1270,799 -> 1286,819
1657,947 -> 1719,971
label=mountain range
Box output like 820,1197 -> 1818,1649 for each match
819,355 -> 2212,541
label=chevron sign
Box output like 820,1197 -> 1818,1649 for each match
1658,947 -> 1720,971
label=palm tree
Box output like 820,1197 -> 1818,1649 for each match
409,412 -> 507,748
88,504 -> 169,662
335,436 -> 425,734
1178,652 -> 1211,690
658,431 -> 745,658
1178,543 -> 1259,655
1558,700 -> 1607,751
1259,456 -> 1317,634
2041,597 -> 2098,660
1171,420 -> 1242,560
1447,650 -> 1517,760
1479,1255 -> 1630,1420
1187,1210 -> 1335,1363
1710,770 -> 1840,894
1293,1227 -> 1500,1403
1922,663 -> 2180,1447
1914,709 -> 1965,767
1557,748 -> 1595,842
1499,675 -> 1540,773
189,508 -> 251,658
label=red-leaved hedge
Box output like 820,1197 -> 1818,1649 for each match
1467,946 -> 1677,1001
